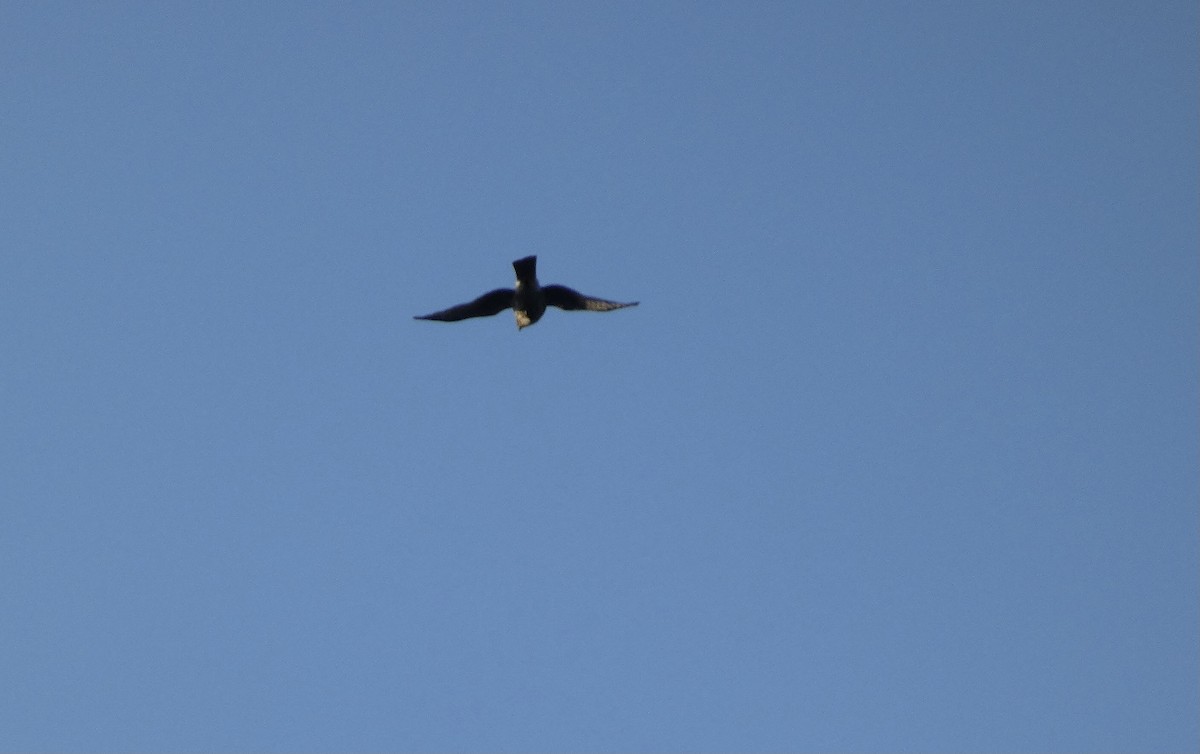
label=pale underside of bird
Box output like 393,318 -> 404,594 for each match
414,256 -> 638,330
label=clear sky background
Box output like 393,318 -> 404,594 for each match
1,2 -> 1196,752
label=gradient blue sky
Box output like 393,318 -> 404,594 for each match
2,2 -> 1197,751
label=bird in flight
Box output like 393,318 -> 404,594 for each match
414,256 -> 638,330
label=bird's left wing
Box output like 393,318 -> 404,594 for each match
414,288 -> 515,322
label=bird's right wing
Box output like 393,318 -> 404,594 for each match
414,288 -> 515,322
543,284 -> 638,312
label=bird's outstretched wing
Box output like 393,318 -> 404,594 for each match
543,284 -> 638,312
414,288 -> 515,322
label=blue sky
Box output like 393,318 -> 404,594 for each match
1,2 -> 1196,751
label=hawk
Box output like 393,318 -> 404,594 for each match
415,256 -> 638,330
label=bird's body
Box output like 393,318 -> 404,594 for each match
511,255 -> 545,328
415,256 -> 638,329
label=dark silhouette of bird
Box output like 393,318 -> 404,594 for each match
414,256 -> 638,330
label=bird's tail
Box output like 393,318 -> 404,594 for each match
512,255 -> 537,284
